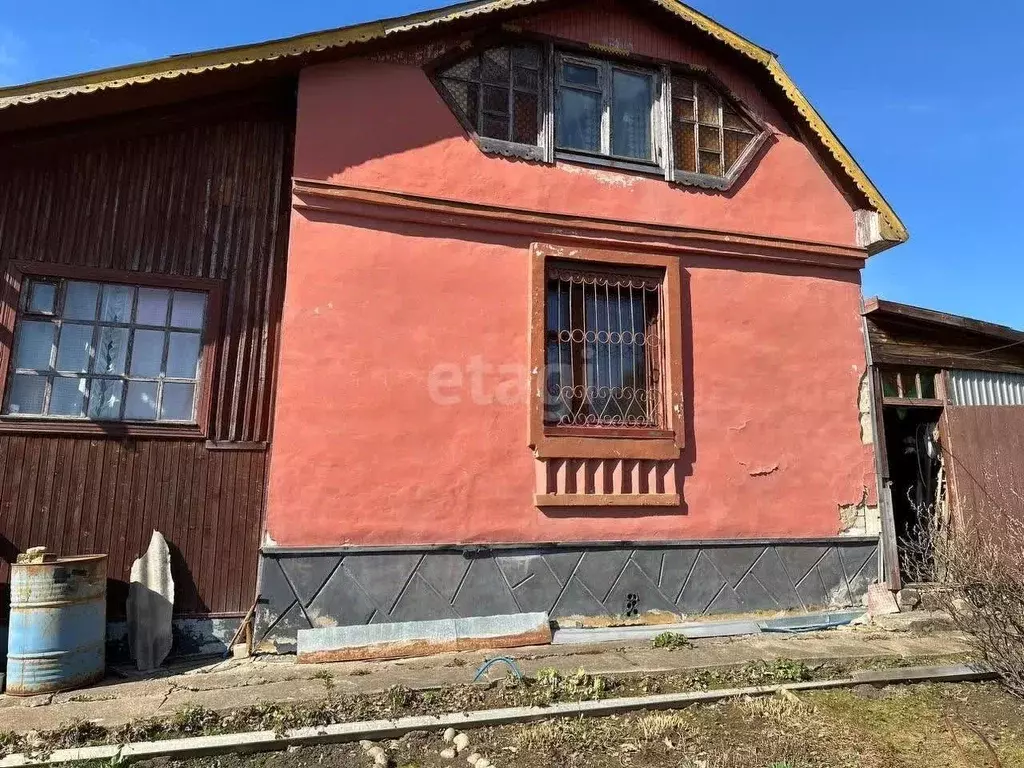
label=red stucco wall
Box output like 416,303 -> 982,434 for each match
264,4 -> 877,547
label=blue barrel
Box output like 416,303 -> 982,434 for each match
6,555 -> 106,696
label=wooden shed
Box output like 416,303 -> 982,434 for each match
863,298 -> 1024,590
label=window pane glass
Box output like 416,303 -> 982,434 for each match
136,288 -> 170,326
698,124 -> 721,152
881,371 -> 900,398
673,122 -> 696,173
170,291 -> 206,329
697,83 -> 720,124
723,106 -> 754,132
88,379 -> 124,420
724,129 -> 753,173
920,372 -> 937,400
130,329 -> 165,377
557,88 -> 601,152
513,91 -> 539,144
442,56 -> 480,81
563,62 -> 599,87
673,97 -> 695,123
482,85 -> 508,114
161,382 -> 195,421
50,377 -> 87,417
14,320 -> 55,369
167,332 -> 201,378
93,327 -> 128,375
611,70 -> 653,160
512,46 -> 540,69
481,47 -> 510,84
513,67 -> 538,91
7,375 -> 46,415
55,323 -> 94,373
699,150 -> 722,176
124,381 -> 159,421
481,114 -> 509,141
100,284 -> 134,323
27,281 -> 57,314
64,282 -> 100,321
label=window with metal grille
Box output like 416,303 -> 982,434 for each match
436,44 -> 543,149
4,277 -> 208,422
544,262 -> 666,430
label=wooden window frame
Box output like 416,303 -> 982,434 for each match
553,52 -> 666,175
528,243 -> 684,460
428,37 -> 769,191
0,261 -> 223,439
879,366 -> 943,408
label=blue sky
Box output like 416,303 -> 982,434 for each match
1,1 -> 1021,328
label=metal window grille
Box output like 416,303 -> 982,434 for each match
4,277 -> 208,422
544,262 -> 666,429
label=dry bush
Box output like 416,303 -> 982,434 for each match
904,483 -> 1024,698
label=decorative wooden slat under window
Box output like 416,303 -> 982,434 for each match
534,457 -> 678,507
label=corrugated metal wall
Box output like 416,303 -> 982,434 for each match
949,370 -> 1024,407
0,92 -> 294,616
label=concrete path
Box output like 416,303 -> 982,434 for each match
0,616 -> 969,734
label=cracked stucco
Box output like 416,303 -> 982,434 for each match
838,487 -> 881,537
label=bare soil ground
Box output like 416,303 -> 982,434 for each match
140,682 -> 1024,768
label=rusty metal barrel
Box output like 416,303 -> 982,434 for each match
6,554 -> 107,696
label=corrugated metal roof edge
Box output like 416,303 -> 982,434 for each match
0,0 -> 907,245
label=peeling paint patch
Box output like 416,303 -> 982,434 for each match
262,530 -> 279,547
838,487 -> 881,536
558,162 -> 641,187
858,370 -> 873,445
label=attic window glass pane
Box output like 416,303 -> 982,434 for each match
672,75 -> 759,180
611,69 -> 653,160
438,44 -> 541,148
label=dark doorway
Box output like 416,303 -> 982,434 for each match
883,405 -> 943,583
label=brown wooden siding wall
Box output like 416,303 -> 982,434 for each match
0,91 -> 294,616
942,406 -> 1024,552
867,316 -> 1024,376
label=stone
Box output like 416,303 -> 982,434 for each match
896,587 -> 922,611
128,531 -> 175,672
443,728 -> 457,743
360,741 -> 374,751
373,753 -> 389,767
466,753 -> 482,764
367,745 -> 385,759
453,733 -> 470,752
231,643 -> 250,660
440,747 -> 457,759
867,584 -> 899,617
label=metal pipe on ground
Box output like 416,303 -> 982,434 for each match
0,664 -> 994,767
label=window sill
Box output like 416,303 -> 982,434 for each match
881,397 -> 944,408
534,434 -> 680,460
555,150 -> 666,177
535,493 -> 680,508
0,418 -> 205,439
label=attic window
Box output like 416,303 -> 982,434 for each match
431,43 -> 768,189
671,75 -> 760,182
437,44 -> 544,159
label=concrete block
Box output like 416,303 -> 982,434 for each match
867,584 -> 899,616
297,612 -> 551,663
128,531 -> 174,672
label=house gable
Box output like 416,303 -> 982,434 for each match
293,0 -> 863,247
